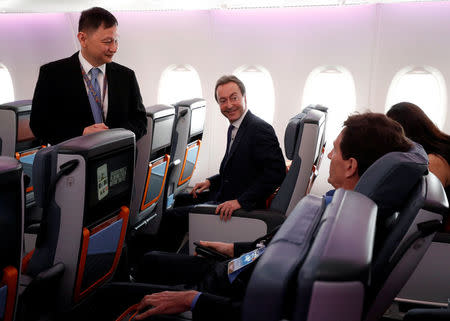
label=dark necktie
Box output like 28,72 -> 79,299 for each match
225,124 -> 234,155
90,67 -> 103,123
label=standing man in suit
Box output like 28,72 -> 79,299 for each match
156,75 -> 286,251
30,7 -> 147,145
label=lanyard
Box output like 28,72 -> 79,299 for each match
80,64 -> 108,119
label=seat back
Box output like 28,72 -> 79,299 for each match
0,100 -> 43,207
348,142 -> 448,320
0,100 -> 40,157
129,105 -> 174,232
243,189 -> 377,321
24,129 -> 135,312
270,105 -> 328,215
364,172 -> 448,321
0,157 -> 23,321
164,98 -> 206,209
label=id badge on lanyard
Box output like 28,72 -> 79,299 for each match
227,246 -> 265,283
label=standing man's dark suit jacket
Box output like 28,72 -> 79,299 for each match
208,110 -> 286,210
30,52 -> 147,145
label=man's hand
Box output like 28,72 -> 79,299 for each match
191,180 -> 211,198
196,240 -> 234,257
82,123 -> 109,135
215,199 -> 241,221
134,290 -> 198,320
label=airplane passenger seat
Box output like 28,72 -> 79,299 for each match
114,133 -> 445,321
0,100 -> 45,227
19,129 -> 135,319
115,189 -> 377,321
243,142 -> 447,321
0,157 -> 24,321
163,98 -> 206,210
187,105 -> 328,254
352,143 -> 449,321
128,104 -> 175,235
243,189 -> 377,321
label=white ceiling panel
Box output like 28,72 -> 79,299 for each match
0,0 -> 448,13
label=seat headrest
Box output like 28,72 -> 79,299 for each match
284,113 -> 306,160
145,104 -> 175,119
303,104 -> 328,114
284,107 -> 326,160
174,98 -> 205,109
32,146 -> 57,208
355,142 -> 428,218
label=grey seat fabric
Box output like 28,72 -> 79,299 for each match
243,189 -> 377,321
395,230 -> 450,307
23,129 -> 136,315
164,98 -> 206,210
364,171 -> 448,321
0,100 -> 40,157
0,100 -> 44,223
404,307 -> 450,320
129,104 -> 175,233
347,143 -> 450,321
245,143 -> 446,321
271,105 -> 328,215
188,105 -> 328,254
0,156 -> 24,321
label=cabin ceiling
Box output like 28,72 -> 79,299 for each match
0,0 -> 448,13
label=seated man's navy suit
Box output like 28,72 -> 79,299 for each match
157,109 -> 286,251
208,109 -> 286,209
30,52 -> 147,145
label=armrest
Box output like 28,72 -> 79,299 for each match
404,308 -> 450,321
188,205 -> 285,254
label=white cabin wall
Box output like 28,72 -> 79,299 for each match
2,2 -> 450,194
110,11 -> 219,184
208,6 -> 377,195
370,2 -> 450,133
0,13 -> 77,100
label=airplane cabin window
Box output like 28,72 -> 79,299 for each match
385,66 -> 447,129
302,65 -> 356,146
158,64 -> 202,105
234,65 -> 275,124
0,64 -> 14,104
302,65 -> 356,195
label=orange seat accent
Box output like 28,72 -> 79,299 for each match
73,206 -> 129,302
1,266 -> 18,321
178,140 -> 201,186
14,145 -> 45,160
140,154 -> 170,211
115,303 -> 139,321
21,249 -> 35,273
